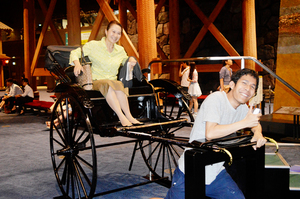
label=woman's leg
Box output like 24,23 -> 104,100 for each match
193,96 -> 198,113
115,90 -> 141,124
189,98 -> 193,112
106,87 -> 132,126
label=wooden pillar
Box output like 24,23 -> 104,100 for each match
23,0 -> 36,89
67,0 -> 81,46
242,0 -> 257,70
169,0 -> 180,83
0,30 -> 3,88
136,0 -> 157,77
0,30 -> 2,55
119,0 -> 127,32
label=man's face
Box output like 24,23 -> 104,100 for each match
6,82 -> 12,87
230,74 -> 257,105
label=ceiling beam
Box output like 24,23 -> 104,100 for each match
30,0 -> 57,76
185,0 -> 240,57
184,0 -> 227,58
37,0 -> 64,45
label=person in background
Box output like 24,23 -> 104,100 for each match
0,86 -> 10,112
165,68 -> 267,199
14,78 -> 34,115
179,62 -> 190,92
187,62 -> 202,117
1,78 -> 23,113
70,20 -> 142,127
219,59 -> 233,93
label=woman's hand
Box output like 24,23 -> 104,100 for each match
128,57 -> 137,71
73,60 -> 83,77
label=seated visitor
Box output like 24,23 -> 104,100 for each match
14,78 -> 34,115
1,78 -> 23,113
70,20 -> 142,127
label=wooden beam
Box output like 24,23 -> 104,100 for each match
67,0 -> 81,45
119,0 -> 127,31
185,0 -> 239,57
88,0 -> 111,41
136,0 -> 157,73
242,0 -> 257,70
196,64 -> 240,73
169,0 -> 181,82
124,0 -> 137,20
155,0 -> 167,19
30,0 -> 57,76
37,0 -> 64,45
157,43 -> 168,60
184,0 -> 227,58
33,68 -> 52,76
97,0 -> 139,60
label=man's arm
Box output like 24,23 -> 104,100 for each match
205,106 -> 261,140
205,106 -> 266,149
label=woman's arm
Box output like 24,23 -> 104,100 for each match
73,60 -> 83,77
179,64 -> 183,77
220,78 -> 224,91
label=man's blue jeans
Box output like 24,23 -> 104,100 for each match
165,167 -> 245,199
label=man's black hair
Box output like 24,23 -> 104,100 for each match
23,78 -> 29,83
6,78 -> 13,83
231,68 -> 259,91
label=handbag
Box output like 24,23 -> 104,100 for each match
76,46 -> 93,90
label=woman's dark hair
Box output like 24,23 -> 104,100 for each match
222,59 -> 233,66
106,20 -> 123,33
231,68 -> 259,91
189,62 -> 196,80
222,60 -> 227,66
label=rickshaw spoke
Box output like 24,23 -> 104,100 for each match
165,145 -> 173,179
53,137 -> 65,148
73,161 -> 87,198
153,143 -> 163,172
75,157 -> 92,186
75,154 -> 93,170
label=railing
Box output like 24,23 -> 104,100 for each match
148,56 -> 300,97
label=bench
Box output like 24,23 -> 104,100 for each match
24,100 -> 54,115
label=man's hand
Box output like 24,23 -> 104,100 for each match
243,106 -> 261,128
251,130 -> 267,150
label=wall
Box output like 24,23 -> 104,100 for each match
273,0 -> 300,121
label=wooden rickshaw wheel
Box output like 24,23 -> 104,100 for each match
50,94 -> 97,199
150,79 -> 194,123
138,136 -> 187,187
